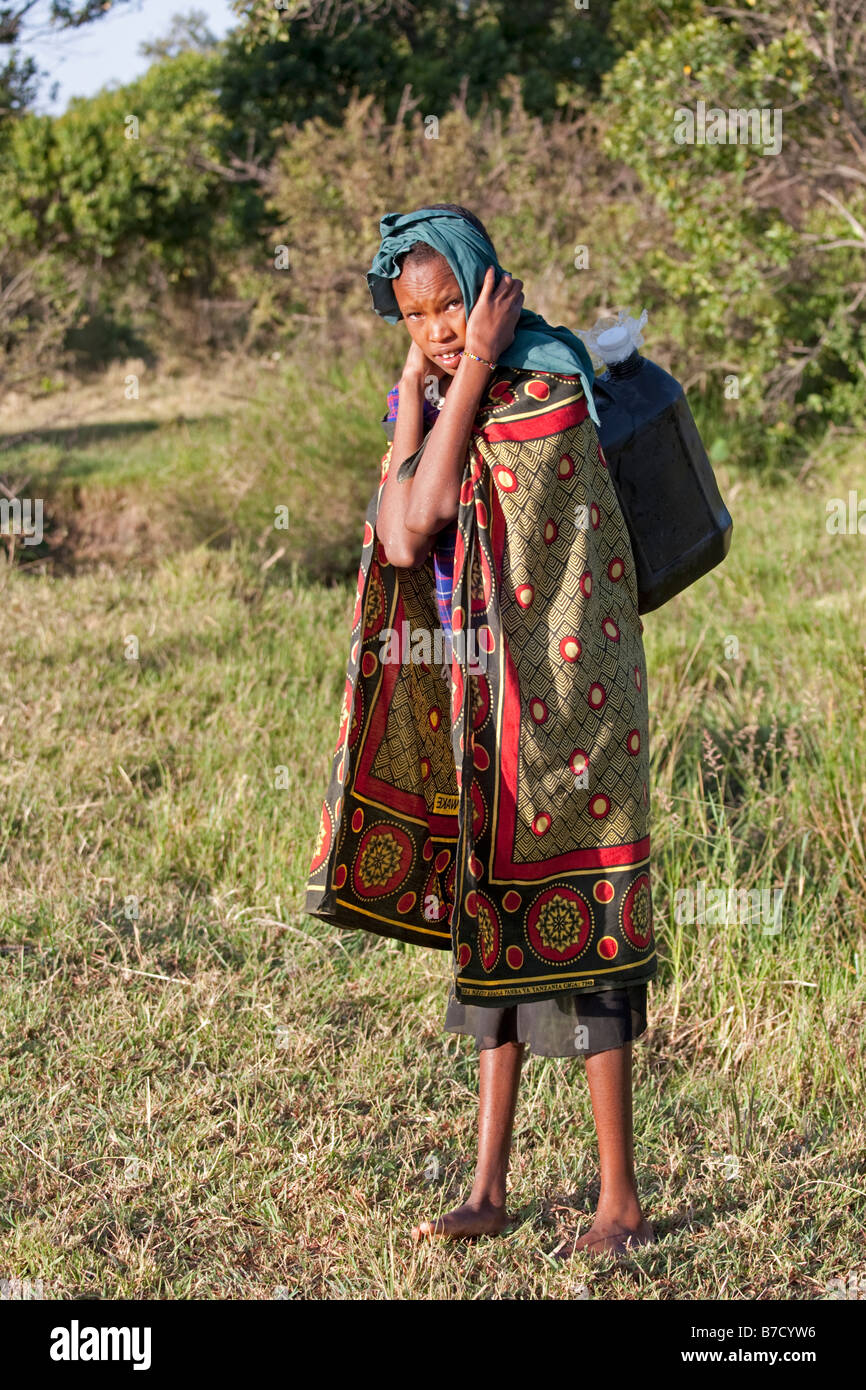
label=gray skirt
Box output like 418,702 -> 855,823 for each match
444,981 -> 649,1058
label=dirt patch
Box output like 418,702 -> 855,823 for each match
0,356 -> 267,438
1,357 -> 274,574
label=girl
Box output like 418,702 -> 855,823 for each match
306,204 -> 656,1257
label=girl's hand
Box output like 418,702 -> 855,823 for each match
402,339 -> 446,385
464,266 -> 524,363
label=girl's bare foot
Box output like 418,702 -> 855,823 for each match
411,1198 -> 510,1241
553,1216 -> 655,1260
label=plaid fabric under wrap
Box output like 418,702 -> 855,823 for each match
305,366 -> 656,1007
432,522 -> 458,655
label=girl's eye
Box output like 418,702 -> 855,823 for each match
448,299 -> 463,310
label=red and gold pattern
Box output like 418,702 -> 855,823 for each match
305,368 -> 656,1005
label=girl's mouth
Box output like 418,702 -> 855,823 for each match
433,349 -> 462,368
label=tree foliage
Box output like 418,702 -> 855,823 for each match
220,0 -> 618,154
0,0 -> 138,120
1,0 -> 864,464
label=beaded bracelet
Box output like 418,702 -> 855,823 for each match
461,349 -> 497,372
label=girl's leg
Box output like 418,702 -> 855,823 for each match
563,1041 -> 654,1256
411,1037 -> 525,1240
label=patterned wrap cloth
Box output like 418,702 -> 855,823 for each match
305,361 -> 656,1008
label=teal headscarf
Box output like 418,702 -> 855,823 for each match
366,206 -> 600,428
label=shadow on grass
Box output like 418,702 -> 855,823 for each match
0,420 -> 160,452
0,415 -> 229,456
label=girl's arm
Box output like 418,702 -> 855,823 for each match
375,350 -> 439,571
375,268 -> 524,570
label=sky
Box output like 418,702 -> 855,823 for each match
19,0 -> 238,115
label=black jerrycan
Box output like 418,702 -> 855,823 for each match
580,311 -> 733,615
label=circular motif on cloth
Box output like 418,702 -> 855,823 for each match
422,879 -> 445,926
633,665 -> 642,691
475,499 -> 488,529
602,617 -> 620,642
544,519 -> 559,545
558,454 -> 575,479
334,863 -> 347,889
474,892 -> 501,972
525,887 -> 593,963
525,379 -> 550,400
376,539 -> 390,566
590,502 -> 601,529
503,890 -> 522,913
593,879 -> 615,904
597,444 -> 608,469
422,838 -> 434,862
419,756 -> 431,780
588,682 -> 606,710
597,935 -> 619,960
569,749 -> 589,777
589,793 -> 611,819
363,521 -> 375,548
435,848 -> 450,874
428,706 -> 442,733
530,697 -> 549,724
469,852 -> 484,878
626,729 -> 641,755
608,557 -> 625,583
352,823 -> 414,898
456,942 -> 472,968
472,740 -> 490,771
361,650 -> 377,678
351,639 -> 359,664
580,569 -> 593,597
397,891 -> 416,914
621,873 -> 653,949
560,635 -> 581,662
351,807 -> 364,834
532,812 -> 551,836
476,625 -> 494,655
471,780 -> 486,837
309,802 -> 332,872
506,945 -> 524,970
452,604 -> 465,633
460,477 -> 474,505
516,584 -> 534,608
493,466 -> 518,492
489,380 -> 514,403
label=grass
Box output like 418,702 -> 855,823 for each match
0,358 -> 864,1300
1,346 -> 404,582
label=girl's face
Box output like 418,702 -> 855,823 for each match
392,254 -> 466,374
